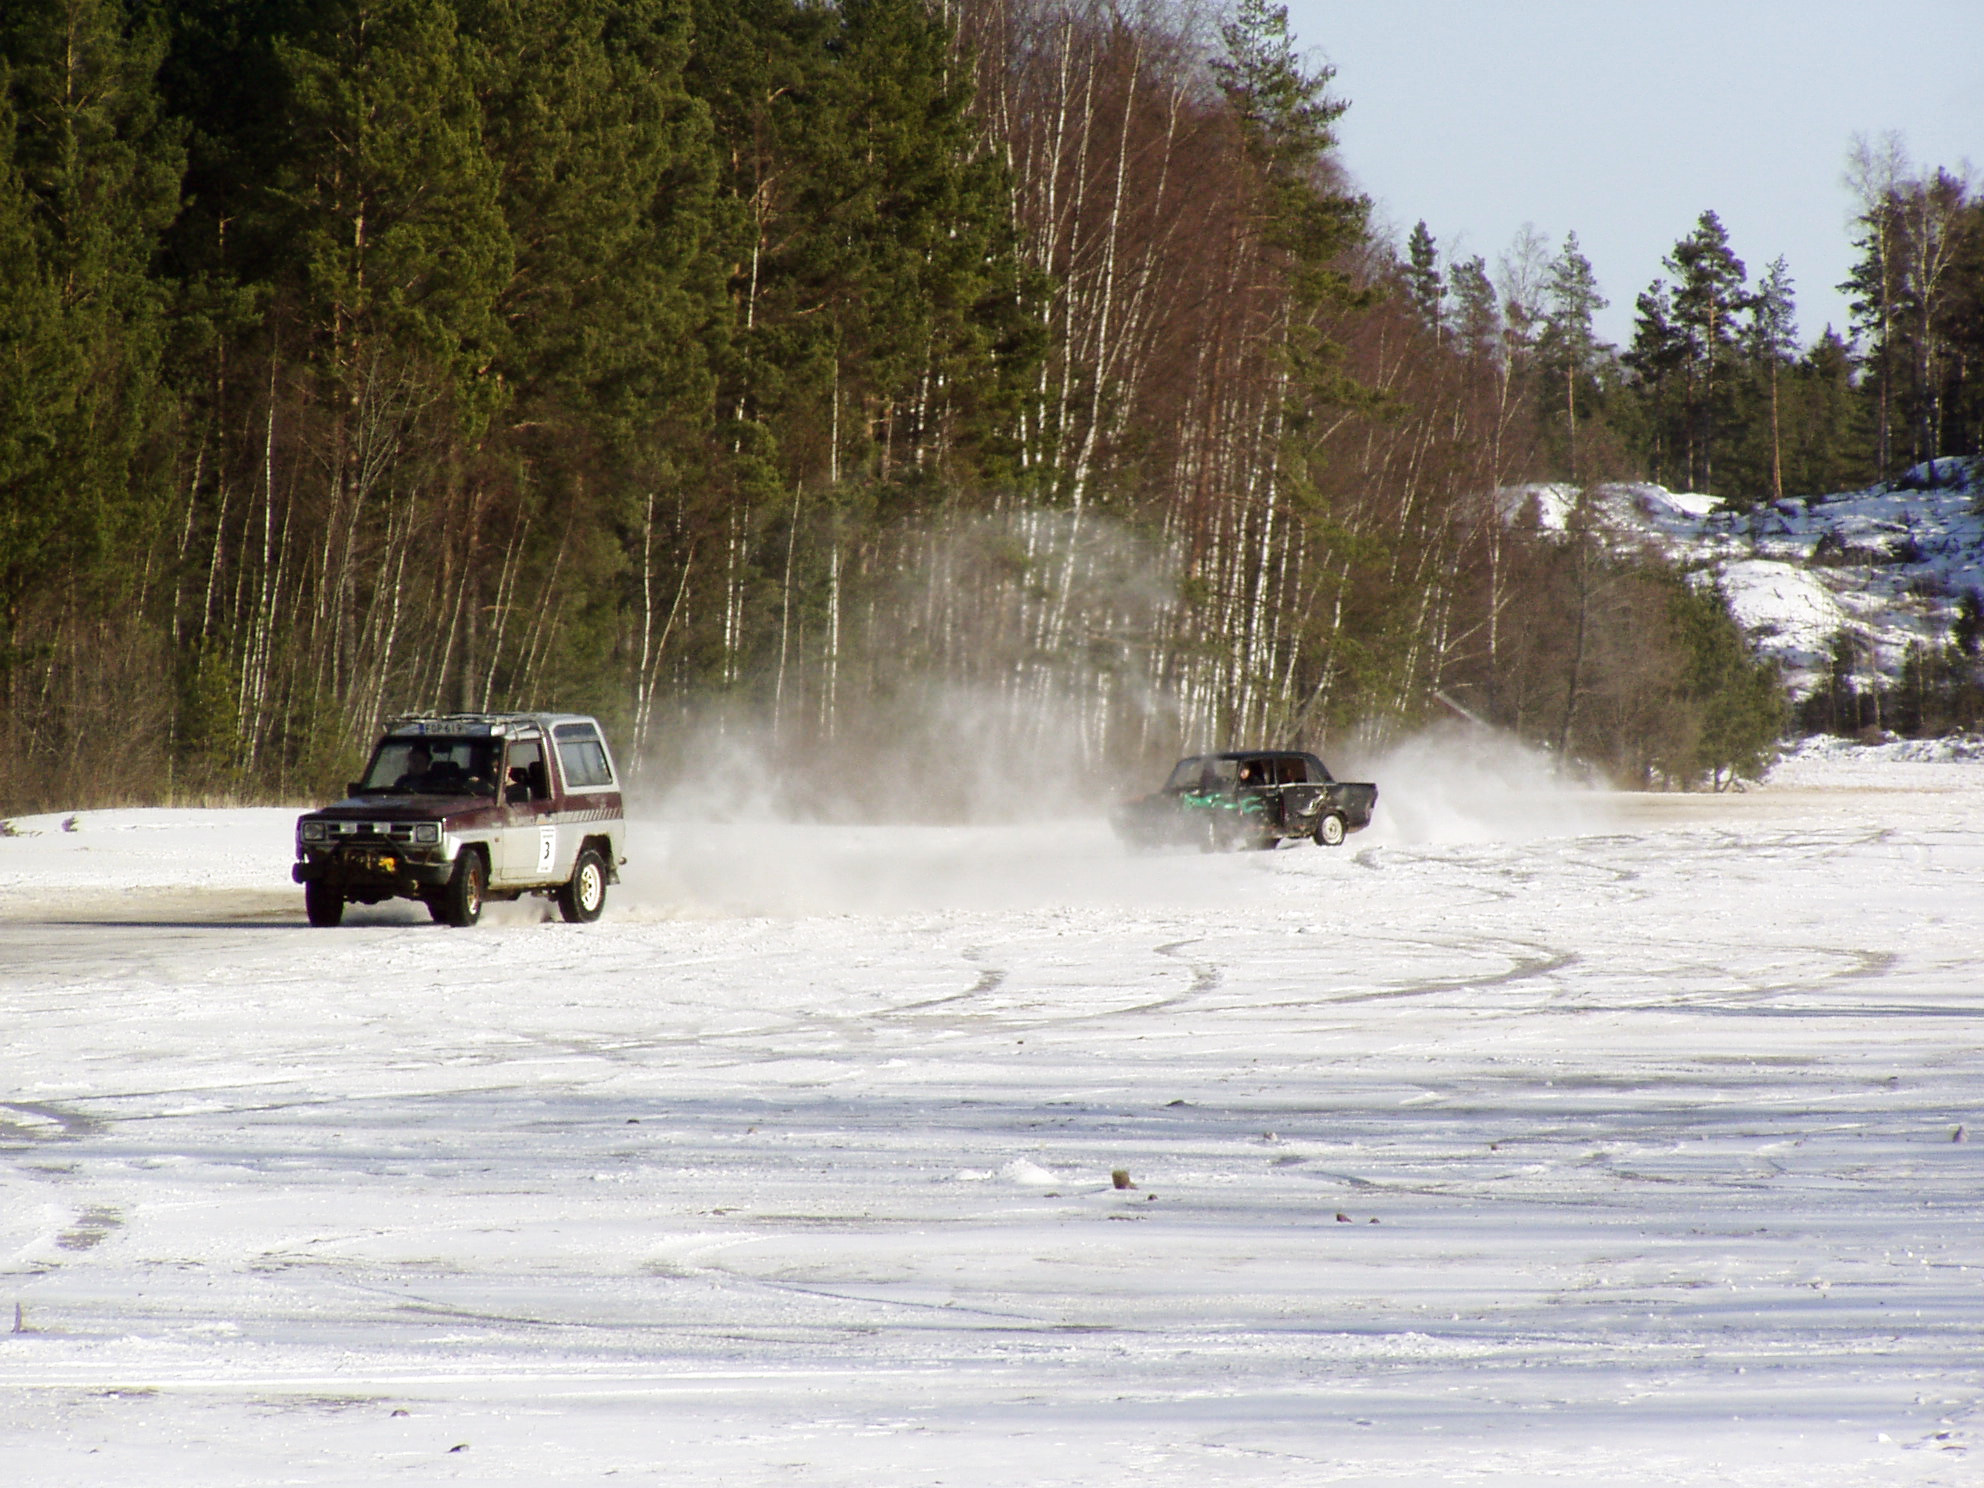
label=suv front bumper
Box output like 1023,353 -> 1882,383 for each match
293,850 -> 454,895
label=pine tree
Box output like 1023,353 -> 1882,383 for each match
0,81 -> 68,652
273,0 -> 510,394
1449,253 -> 1499,362
1623,279 -> 1686,485
1842,133 -> 1908,475
1538,231 -> 1607,480
1942,197 -> 1984,458
1780,327 -> 1874,497
1665,574 -> 1783,787
0,0 -> 181,653
816,0 -> 1032,480
266,0 -> 514,719
463,0 -> 722,430
1404,219 -> 1444,333
1214,0 -> 1371,404
1842,148 -> 1978,474
1744,255 -> 1797,502
1664,209 -> 1750,494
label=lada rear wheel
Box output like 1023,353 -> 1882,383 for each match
441,849 -> 486,927
304,881 -> 344,927
1315,812 -> 1347,847
557,848 -> 608,924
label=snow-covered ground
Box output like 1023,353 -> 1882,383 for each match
1505,460 -> 1984,696
3,742 -> 1982,1485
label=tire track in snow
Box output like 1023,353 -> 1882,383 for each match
0,1101 -> 102,1144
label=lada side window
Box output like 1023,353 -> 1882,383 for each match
553,723 -> 615,790
1234,758 -> 1272,789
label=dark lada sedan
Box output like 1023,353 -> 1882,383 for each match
1113,750 -> 1377,852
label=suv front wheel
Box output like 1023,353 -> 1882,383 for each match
440,849 -> 487,927
304,881 -> 344,927
557,848 -> 608,924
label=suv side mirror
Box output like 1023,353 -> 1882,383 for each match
346,781 -> 363,798
505,782 -> 530,805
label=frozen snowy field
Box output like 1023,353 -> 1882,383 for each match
2,743 -> 1981,1485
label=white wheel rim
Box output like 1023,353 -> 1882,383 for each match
580,864 -> 603,912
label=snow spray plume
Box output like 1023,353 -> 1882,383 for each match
1344,721 -> 1616,844
630,508 -> 1179,826
611,510 -> 1214,918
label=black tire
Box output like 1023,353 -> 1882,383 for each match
1315,811 -> 1347,847
557,848 -> 608,924
304,881 -> 344,927
440,849 -> 486,927
421,890 -> 449,924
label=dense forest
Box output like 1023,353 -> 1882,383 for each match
2,0 -> 1980,814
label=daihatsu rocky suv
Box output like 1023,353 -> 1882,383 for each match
293,712 -> 626,927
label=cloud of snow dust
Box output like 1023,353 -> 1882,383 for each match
610,508 -> 1201,918
1344,722 -> 1618,845
626,508 -> 1178,828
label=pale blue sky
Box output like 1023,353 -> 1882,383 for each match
1283,0 -> 1982,350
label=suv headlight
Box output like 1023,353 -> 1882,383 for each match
301,820 -> 328,843
414,823 -> 440,844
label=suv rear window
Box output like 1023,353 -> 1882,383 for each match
554,724 -> 615,789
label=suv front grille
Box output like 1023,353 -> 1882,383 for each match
328,820 -> 417,844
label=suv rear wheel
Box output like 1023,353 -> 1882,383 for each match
557,848 -> 608,923
440,849 -> 486,927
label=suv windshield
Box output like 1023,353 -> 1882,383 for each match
357,736 -> 502,796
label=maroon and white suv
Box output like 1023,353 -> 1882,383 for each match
293,712 -> 627,927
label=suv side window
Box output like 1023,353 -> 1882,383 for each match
506,739 -> 552,801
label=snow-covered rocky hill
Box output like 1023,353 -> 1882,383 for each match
1507,457 -> 1984,696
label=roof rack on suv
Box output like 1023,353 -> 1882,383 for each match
382,712 -> 545,736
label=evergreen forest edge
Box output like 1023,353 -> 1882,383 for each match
3,0 -> 1982,816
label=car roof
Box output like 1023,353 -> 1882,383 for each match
1186,750 -> 1320,761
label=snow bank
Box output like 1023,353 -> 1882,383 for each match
1765,732 -> 1984,789
1717,558 -> 1852,672
0,808 -> 296,901
1497,469 -> 1984,698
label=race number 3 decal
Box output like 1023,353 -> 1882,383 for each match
538,826 -> 556,874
